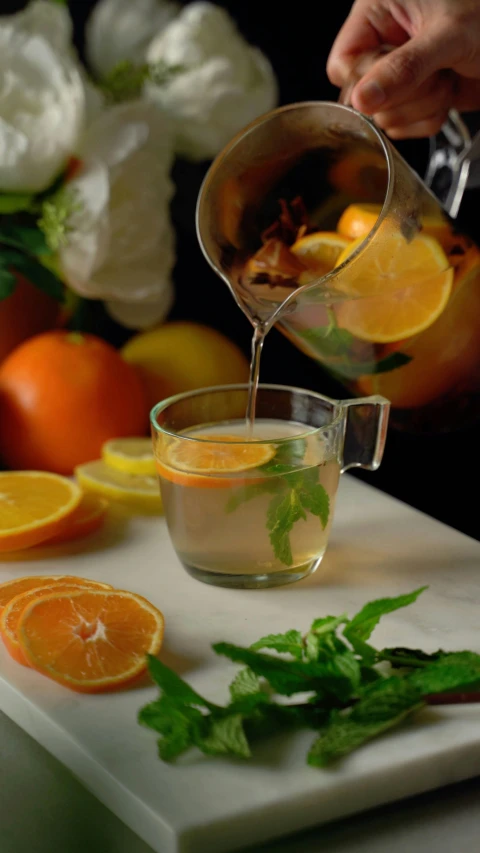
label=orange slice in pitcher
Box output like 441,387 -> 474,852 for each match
157,434 -> 275,488
337,202 -> 462,254
337,204 -> 382,239
17,588 -> 165,693
291,231 -> 351,275
334,232 -> 454,343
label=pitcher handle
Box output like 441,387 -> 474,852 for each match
338,52 -> 474,219
335,396 -> 390,474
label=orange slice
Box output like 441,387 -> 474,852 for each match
1,579 -> 113,665
156,434 -> 275,488
17,588 -> 164,693
291,231 -> 351,276
0,574 -> 111,614
337,204 -> 382,240
46,494 -> 109,545
0,472 -> 82,552
337,202 -> 460,254
334,233 -> 453,342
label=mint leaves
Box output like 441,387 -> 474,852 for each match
139,587 -> 480,768
226,442 -> 330,567
299,324 -> 412,378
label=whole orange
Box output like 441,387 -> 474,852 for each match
0,331 -> 149,475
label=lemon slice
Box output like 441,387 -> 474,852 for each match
75,461 -> 162,512
102,438 -> 156,476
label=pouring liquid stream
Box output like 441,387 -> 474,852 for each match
245,324 -> 266,435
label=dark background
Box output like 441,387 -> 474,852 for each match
3,0 -> 478,539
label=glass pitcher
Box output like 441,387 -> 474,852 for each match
196,102 -> 480,434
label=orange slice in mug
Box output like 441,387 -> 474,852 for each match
156,434 -> 275,488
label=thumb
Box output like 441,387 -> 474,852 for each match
351,28 -> 456,113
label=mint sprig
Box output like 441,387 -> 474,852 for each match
226,440 -> 330,567
139,587 -> 480,767
299,323 -> 412,378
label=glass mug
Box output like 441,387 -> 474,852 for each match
151,384 -> 389,589
196,102 -> 480,435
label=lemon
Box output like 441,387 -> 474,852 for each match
102,438 -> 156,476
121,322 -> 250,409
75,461 -> 162,513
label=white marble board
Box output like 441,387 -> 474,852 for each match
0,476 -> 479,853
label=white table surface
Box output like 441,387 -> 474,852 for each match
0,476 -> 479,853
1,708 -> 480,853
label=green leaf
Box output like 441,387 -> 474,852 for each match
267,490 -> 306,567
409,652 -> 480,695
251,630 -> 304,660
299,483 -> 330,529
329,352 -> 413,380
304,616 -> 349,662
310,614 -> 348,635
0,249 -> 64,302
147,655 -> 218,711
138,695 -> 203,762
379,647 -> 443,669
299,326 -> 354,358
345,634 -> 378,666
0,193 -> 34,214
298,325 -> 411,379
0,225 -> 50,256
308,679 -> 423,766
331,651 -> 362,693
197,713 -> 251,759
262,438 -> 307,473
229,668 -> 262,701
344,587 -> 427,644
0,266 -> 16,300
213,643 -> 351,700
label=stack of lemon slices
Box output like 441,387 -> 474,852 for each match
0,439 -> 161,554
75,437 -> 161,512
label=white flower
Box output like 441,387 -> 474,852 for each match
86,0 -> 180,81
59,101 -> 176,328
0,0 -> 85,192
144,2 -> 278,161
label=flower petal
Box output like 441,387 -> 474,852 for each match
0,18 -> 85,191
105,281 -> 175,330
86,0 -> 180,80
145,2 -> 278,161
61,101 -> 176,306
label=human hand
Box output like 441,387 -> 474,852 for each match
327,0 -> 480,138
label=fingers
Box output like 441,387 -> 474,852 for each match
350,26 -> 460,114
327,1 -> 407,88
385,114 -> 450,139
372,73 -> 454,136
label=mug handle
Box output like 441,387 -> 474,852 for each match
335,396 -> 390,474
338,51 -> 474,219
